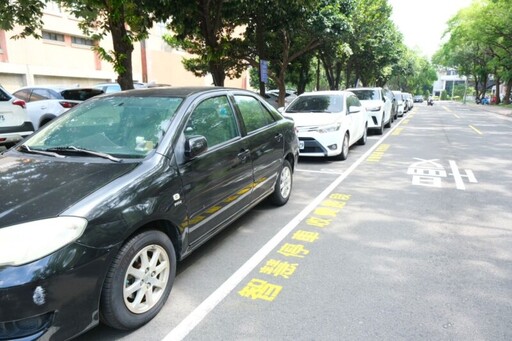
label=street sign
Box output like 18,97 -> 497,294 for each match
260,60 -> 268,84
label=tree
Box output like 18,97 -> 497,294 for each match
163,0 -> 247,86
1,0 -> 169,90
344,0 -> 403,87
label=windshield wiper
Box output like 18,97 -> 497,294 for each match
46,146 -> 122,163
18,144 -> 66,158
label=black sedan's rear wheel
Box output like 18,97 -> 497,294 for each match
100,230 -> 176,330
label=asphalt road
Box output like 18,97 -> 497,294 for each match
70,101 -> 512,340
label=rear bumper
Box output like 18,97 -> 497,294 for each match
0,121 -> 34,145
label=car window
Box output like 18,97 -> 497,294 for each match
0,88 -> 10,101
26,96 -> 183,158
30,88 -> 56,102
61,89 -> 104,101
285,94 -> 343,113
351,90 -> 380,101
12,89 -> 31,102
234,95 -> 276,133
185,96 -> 240,147
348,95 -> 361,108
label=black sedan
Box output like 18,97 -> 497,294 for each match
0,87 -> 299,340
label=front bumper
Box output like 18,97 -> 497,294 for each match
298,131 -> 343,157
366,110 -> 383,128
0,244 -> 113,340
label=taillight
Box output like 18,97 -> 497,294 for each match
13,99 -> 26,109
59,101 -> 77,109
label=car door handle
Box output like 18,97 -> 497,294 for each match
237,149 -> 251,163
274,133 -> 283,142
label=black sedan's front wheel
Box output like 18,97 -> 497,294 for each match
100,230 -> 176,330
269,159 -> 293,206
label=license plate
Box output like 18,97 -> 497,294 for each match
299,140 -> 304,150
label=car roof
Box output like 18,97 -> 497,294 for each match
103,86 -> 252,98
297,90 -> 351,97
346,87 -> 382,90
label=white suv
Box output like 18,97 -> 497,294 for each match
0,85 -> 34,148
347,87 -> 393,135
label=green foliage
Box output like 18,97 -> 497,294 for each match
440,90 -> 448,100
0,0 -> 45,38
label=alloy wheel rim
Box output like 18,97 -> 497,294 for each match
280,166 -> 292,199
123,244 -> 170,314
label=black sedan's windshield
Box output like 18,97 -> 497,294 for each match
24,96 -> 183,159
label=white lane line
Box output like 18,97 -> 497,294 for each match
296,169 -> 343,175
163,122 -> 404,341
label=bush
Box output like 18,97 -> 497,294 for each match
440,90 -> 448,100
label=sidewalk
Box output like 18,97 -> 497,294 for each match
461,101 -> 512,117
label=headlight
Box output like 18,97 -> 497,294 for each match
0,217 -> 87,266
366,106 -> 382,112
311,123 -> 341,133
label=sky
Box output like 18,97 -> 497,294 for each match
387,0 -> 473,58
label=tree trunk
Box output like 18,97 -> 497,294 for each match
494,75 -> 500,105
504,79 -> 512,105
209,62 -> 225,86
109,14 -> 134,90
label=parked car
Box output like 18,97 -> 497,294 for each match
0,87 -> 299,341
392,91 -> 405,117
346,87 -> 393,135
262,89 -> 297,109
282,90 -> 368,160
403,92 -> 413,112
0,85 -> 35,148
413,95 -> 424,103
93,82 -> 148,94
13,85 -> 104,130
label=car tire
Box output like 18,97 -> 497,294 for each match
100,230 -> 176,330
376,115 -> 384,135
357,125 -> 367,145
335,132 -> 349,161
269,159 -> 293,206
385,114 -> 391,128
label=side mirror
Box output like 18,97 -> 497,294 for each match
348,106 -> 362,114
185,135 -> 208,159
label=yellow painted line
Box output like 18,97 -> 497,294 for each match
392,127 -> 403,136
469,125 -> 483,135
402,119 -> 410,125
443,106 -> 452,112
453,113 -> 461,118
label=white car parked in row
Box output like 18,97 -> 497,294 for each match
392,90 -> 406,117
282,90 -> 368,160
13,86 -> 104,130
347,87 -> 393,135
0,84 -> 34,148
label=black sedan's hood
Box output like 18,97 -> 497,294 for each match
0,154 -> 138,227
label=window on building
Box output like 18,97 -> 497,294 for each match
42,31 -> 64,42
71,36 -> 94,46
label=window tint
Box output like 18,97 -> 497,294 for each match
13,89 -> 31,102
351,90 -> 380,101
185,96 -> 239,147
285,95 -> 343,114
0,88 -> 10,101
30,89 -> 56,102
234,95 -> 276,132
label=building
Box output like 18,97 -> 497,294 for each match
0,2 -> 248,92
432,68 -> 466,98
